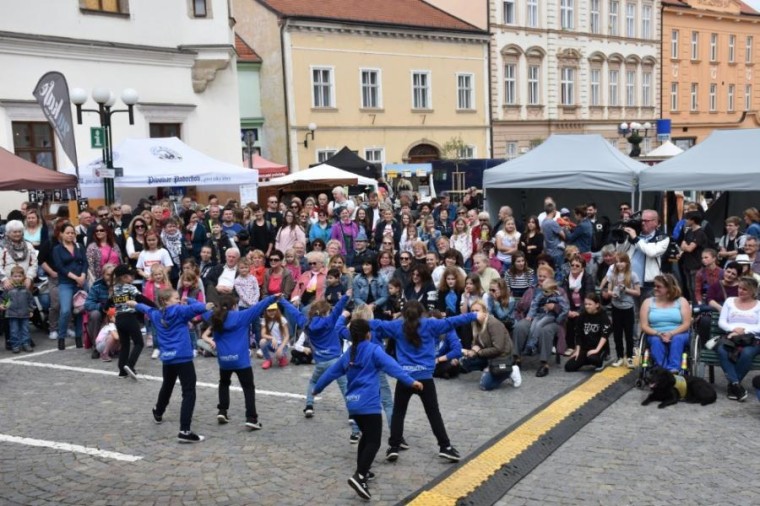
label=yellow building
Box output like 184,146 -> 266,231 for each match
234,0 -> 490,170
663,0 -> 760,147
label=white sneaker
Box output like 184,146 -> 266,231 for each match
151,349 -> 160,359
510,365 -> 522,388
626,357 -> 635,369
256,349 -> 264,359
611,358 -> 625,367
48,331 -> 59,340
67,329 -> 75,338
193,350 -> 198,358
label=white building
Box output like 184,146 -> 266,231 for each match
490,0 -> 660,158
0,0 -> 239,211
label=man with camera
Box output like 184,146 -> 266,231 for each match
615,209 -> 670,300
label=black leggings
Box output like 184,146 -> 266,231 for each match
155,361 -> 197,432
116,313 -> 144,374
389,378 -> 450,449
565,350 -> 605,372
611,306 -> 635,359
218,367 -> 257,420
353,414 -> 382,477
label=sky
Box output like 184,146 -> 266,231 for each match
746,0 -> 760,11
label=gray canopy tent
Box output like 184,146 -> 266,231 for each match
483,134 -> 645,222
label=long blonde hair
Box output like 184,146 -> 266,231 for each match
613,252 -> 633,288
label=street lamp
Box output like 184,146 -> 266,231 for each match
302,122 -> 317,148
70,87 -> 139,204
241,129 -> 257,169
618,121 -> 652,158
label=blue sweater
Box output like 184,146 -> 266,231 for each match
313,340 -> 415,416
370,313 -> 476,379
280,295 -> 348,363
336,315 -> 383,347
436,329 -> 463,362
202,295 -> 277,370
135,299 -> 207,365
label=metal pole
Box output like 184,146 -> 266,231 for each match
103,107 -> 115,205
247,131 -> 254,169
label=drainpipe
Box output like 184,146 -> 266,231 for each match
280,17 -> 292,170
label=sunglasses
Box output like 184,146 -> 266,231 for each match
95,229 -> 106,233
400,257 -> 411,261
134,224 -> 146,229
479,219 -> 489,223
269,258 -> 281,262
458,211 -> 466,215
268,200 -> 278,204
383,241 -> 392,245
98,213 -> 109,218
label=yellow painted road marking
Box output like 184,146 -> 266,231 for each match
408,368 -> 631,506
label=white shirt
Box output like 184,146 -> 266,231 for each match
217,265 -> 237,289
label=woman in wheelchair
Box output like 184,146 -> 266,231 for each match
716,276 -> 760,402
640,274 -> 692,373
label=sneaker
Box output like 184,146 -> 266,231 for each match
11,347 -> 20,354
510,365 -> 522,388
48,331 -> 58,340
91,348 -> 100,359
366,471 -> 376,481
303,405 -> 314,418
438,446 -> 461,462
278,356 -> 288,367
736,383 -> 748,402
22,344 -> 33,353
256,349 -> 264,359
626,357 -> 635,369
611,358 -> 625,368
118,372 -> 128,379
347,472 -> 371,501
385,446 -> 400,462
727,383 -> 740,400
67,329 -> 75,338
217,410 -> 229,424
177,431 -> 205,443
563,348 -> 574,357
350,432 -> 361,444
193,350 -> 198,358
100,353 -> 112,362
261,360 -> 272,370
399,438 -> 410,450
123,365 -> 138,381
245,418 -> 262,430
151,349 -> 160,359
152,408 -> 163,424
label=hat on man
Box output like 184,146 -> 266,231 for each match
736,254 -> 752,265
560,208 -> 571,216
113,264 -> 135,278
356,231 -> 368,242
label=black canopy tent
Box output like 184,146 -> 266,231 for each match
313,146 -> 381,179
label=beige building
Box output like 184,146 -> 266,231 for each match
234,0 -> 490,171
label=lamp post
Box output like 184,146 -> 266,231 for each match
241,129 -> 257,169
70,87 -> 139,204
618,121 -> 652,158
302,122 -> 317,148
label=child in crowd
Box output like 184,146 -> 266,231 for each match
234,258 -> 260,309
313,318 -> 422,501
143,264 -> 170,359
431,310 -> 463,380
565,293 -> 612,372
399,224 -> 418,254
290,330 -> 314,365
260,303 -> 290,369
130,289 -> 213,443
201,293 -> 277,430
95,307 -> 120,362
324,268 -> 345,307
179,271 -> 205,354
380,278 -> 403,320
524,278 -> 563,355
694,249 -> 723,309
600,252 -> 640,368
3,265 -> 34,353
112,264 -> 155,379
283,249 -> 301,281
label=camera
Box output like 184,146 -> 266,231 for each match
609,211 -> 643,243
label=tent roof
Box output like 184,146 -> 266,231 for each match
261,164 -> 377,189
483,134 -> 644,192
0,147 -> 78,190
639,129 -> 760,191
252,154 -> 286,170
66,137 -> 258,188
644,140 -> 684,158
318,146 -> 380,178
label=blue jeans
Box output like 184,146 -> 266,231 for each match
58,282 -> 82,339
647,332 -> 690,372
717,343 -> 760,384
261,340 -> 289,361
378,371 -> 393,428
460,356 -> 511,391
306,357 -> 360,435
8,318 -> 30,349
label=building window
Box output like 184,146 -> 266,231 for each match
590,0 -> 600,34
625,70 -> 636,107
709,83 -> 717,111
504,65 -> 517,105
457,73 -> 474,110
729,35 -> 736,63
312,67 -> 334,108
560,0 -> 574,30
503,0 -> 515,24
728,84 -> 735,112
364,148 -> 384,165
561,67 -> 575,106
317,149 -> 337,163
642,71 -> 652,107
691,31 -> 699,60
746,84 -> 752,111
609,69 -> 619,106
641,5 -> 651,39
527,0 -> 539,27
590,69 -> 601,106
528,65 -> 540,105
505,142 -> 518,159
625,2 -> 635,38
412,71 -> 431,109
458,145 -> 475,159
81,0 -> 128,14
690,83 -> 699,111
149,123 -> 181,138
609,1 -> 619,36
12,122 -> 57,169
670,83 -> 678,111
747,36 -> 754,63
710,33 -> 718,62
192,0 -> 207,17
361,69 -> 381,109
671,29 -> 679,58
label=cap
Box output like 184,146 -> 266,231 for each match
560,208 -> 571,216
684,211 -> 702,222
267,303 -> 278,310
355,231 -> 368,242
736,254 -> 752,265
113,264 -> 135,278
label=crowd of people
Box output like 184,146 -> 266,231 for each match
2,187 -> 760,499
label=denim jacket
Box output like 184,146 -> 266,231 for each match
352,274 -> 388,308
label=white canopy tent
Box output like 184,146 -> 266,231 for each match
65,137 -> 259,199
260,163 -> 378,191
643,140 -> 683,158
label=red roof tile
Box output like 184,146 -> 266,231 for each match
257,0 -> 482,32
235,33 -> 262,63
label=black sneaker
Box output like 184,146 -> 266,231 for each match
727,383 -> 740,400
22,344 -> 33,353
366,471 -> 376,481
152,408 -> 163,424
438,446 -> 461,462
118,372 -> 128,379
11,347 -> 20,354
303,405 -> 314,418
399,438 -> 410,450
347,472 -> 371,501
217,410 -> 229,424
736,383 -> 748,402
349,432 -> 361,444
177,431 -> 205,443
245,418 -> 262,430
91,348 -> 100,359
385,446 -> 400,462
123,365 -> 138,381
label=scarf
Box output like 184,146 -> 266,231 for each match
2,237 -> 29,263
568,271 -> 583,291
161,230 -> 183,265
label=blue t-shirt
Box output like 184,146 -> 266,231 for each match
541,219 -> 562,256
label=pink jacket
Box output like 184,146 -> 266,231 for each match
291,268 -> 326,302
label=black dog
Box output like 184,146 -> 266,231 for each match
641,367 -> 717,408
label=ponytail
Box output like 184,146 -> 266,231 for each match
349,319 -> 370,365
211,294 -> 236,333
402,300 -> 423,348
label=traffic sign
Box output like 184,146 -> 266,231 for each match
90,127 -> 105,149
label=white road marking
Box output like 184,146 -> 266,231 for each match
0,359 -> 310,400
0,346 -> 69,361
0,434 -> 143,462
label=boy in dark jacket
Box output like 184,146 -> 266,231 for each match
3,266 -> 34,353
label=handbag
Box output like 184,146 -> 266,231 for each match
488,355 -> 512,377
72,290 -> 88,315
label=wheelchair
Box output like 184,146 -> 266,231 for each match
634,327 -> 695,388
